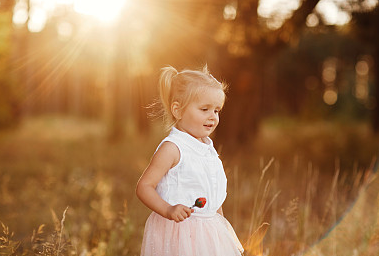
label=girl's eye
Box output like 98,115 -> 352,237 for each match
201,108 -> 208,111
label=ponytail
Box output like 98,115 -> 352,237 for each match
159,66 -> 178,128
202,63 -> 209,75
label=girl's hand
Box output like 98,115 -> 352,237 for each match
166,204 -> 194,223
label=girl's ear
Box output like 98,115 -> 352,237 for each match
171,101 -> 181,120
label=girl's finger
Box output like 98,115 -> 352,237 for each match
184,207 -> 192,216
184,211 -> 190,218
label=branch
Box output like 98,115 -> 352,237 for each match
277,0 -> 321,43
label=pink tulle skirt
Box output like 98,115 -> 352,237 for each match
140,212 -> 244,256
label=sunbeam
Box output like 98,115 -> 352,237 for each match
20,27 -> 94,107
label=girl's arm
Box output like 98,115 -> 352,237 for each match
217,206 -> 224,216
136,141 -> 193,222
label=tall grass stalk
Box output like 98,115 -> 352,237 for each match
57,206 -> 69,256
233,166 -> 240,230
0,221 -> 21,255
248,157 -> 277,235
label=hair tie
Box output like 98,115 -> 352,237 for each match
173,71 -> 180,78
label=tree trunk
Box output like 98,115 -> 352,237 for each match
213,0 -> 321,148
372,48 -> 379,132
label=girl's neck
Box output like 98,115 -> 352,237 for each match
173,126 -> 208,144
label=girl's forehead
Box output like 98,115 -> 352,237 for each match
194,87 -> 225,105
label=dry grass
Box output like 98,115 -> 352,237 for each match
0,221 -> 21,255
0,115 -> 378,256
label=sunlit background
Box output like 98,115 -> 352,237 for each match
6,0 -> 379,119
1,0 -> 379,255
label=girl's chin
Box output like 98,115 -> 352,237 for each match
203,126 -> 215,132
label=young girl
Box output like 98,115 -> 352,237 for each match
136,66 -> 244,256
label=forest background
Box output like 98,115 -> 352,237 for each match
0,0 -> 379,255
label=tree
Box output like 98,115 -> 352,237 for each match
0,0 -> 21,128
208,0 -> 321,147
351,4 -> 379,132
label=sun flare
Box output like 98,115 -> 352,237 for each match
74,0 -> 128,24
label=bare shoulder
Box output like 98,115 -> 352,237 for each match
138,141 -> 180,188
157,141 -> 180,155
152,141 -> 180,169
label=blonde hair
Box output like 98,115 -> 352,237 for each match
159,65 -> 227,130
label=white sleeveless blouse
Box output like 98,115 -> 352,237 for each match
155,127 -> 227,217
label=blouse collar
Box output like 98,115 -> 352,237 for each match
170,127 -> 217,156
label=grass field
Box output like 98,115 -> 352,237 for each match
0,116 -> 378,256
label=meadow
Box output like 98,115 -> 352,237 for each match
0,116 -> 378,256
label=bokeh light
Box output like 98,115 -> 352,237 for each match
322,66 -> 336,83
322,57 -> 337,84
316,0 -> 351,25
258,0 -> 300,30
28,7 -> 48,33
224,3 -> 237,20
323,88 -> 338,105
322,57 -> 338,105
306,13 -> 319,27
355,58 -> 370,102
12,1 -> 28,26
57,21 -> 73,40
355,60 -> 369,76
258,0 -> 377,28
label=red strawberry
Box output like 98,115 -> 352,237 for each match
193,197 -> 206,208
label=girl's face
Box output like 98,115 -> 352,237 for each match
174,87 -> 225,142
